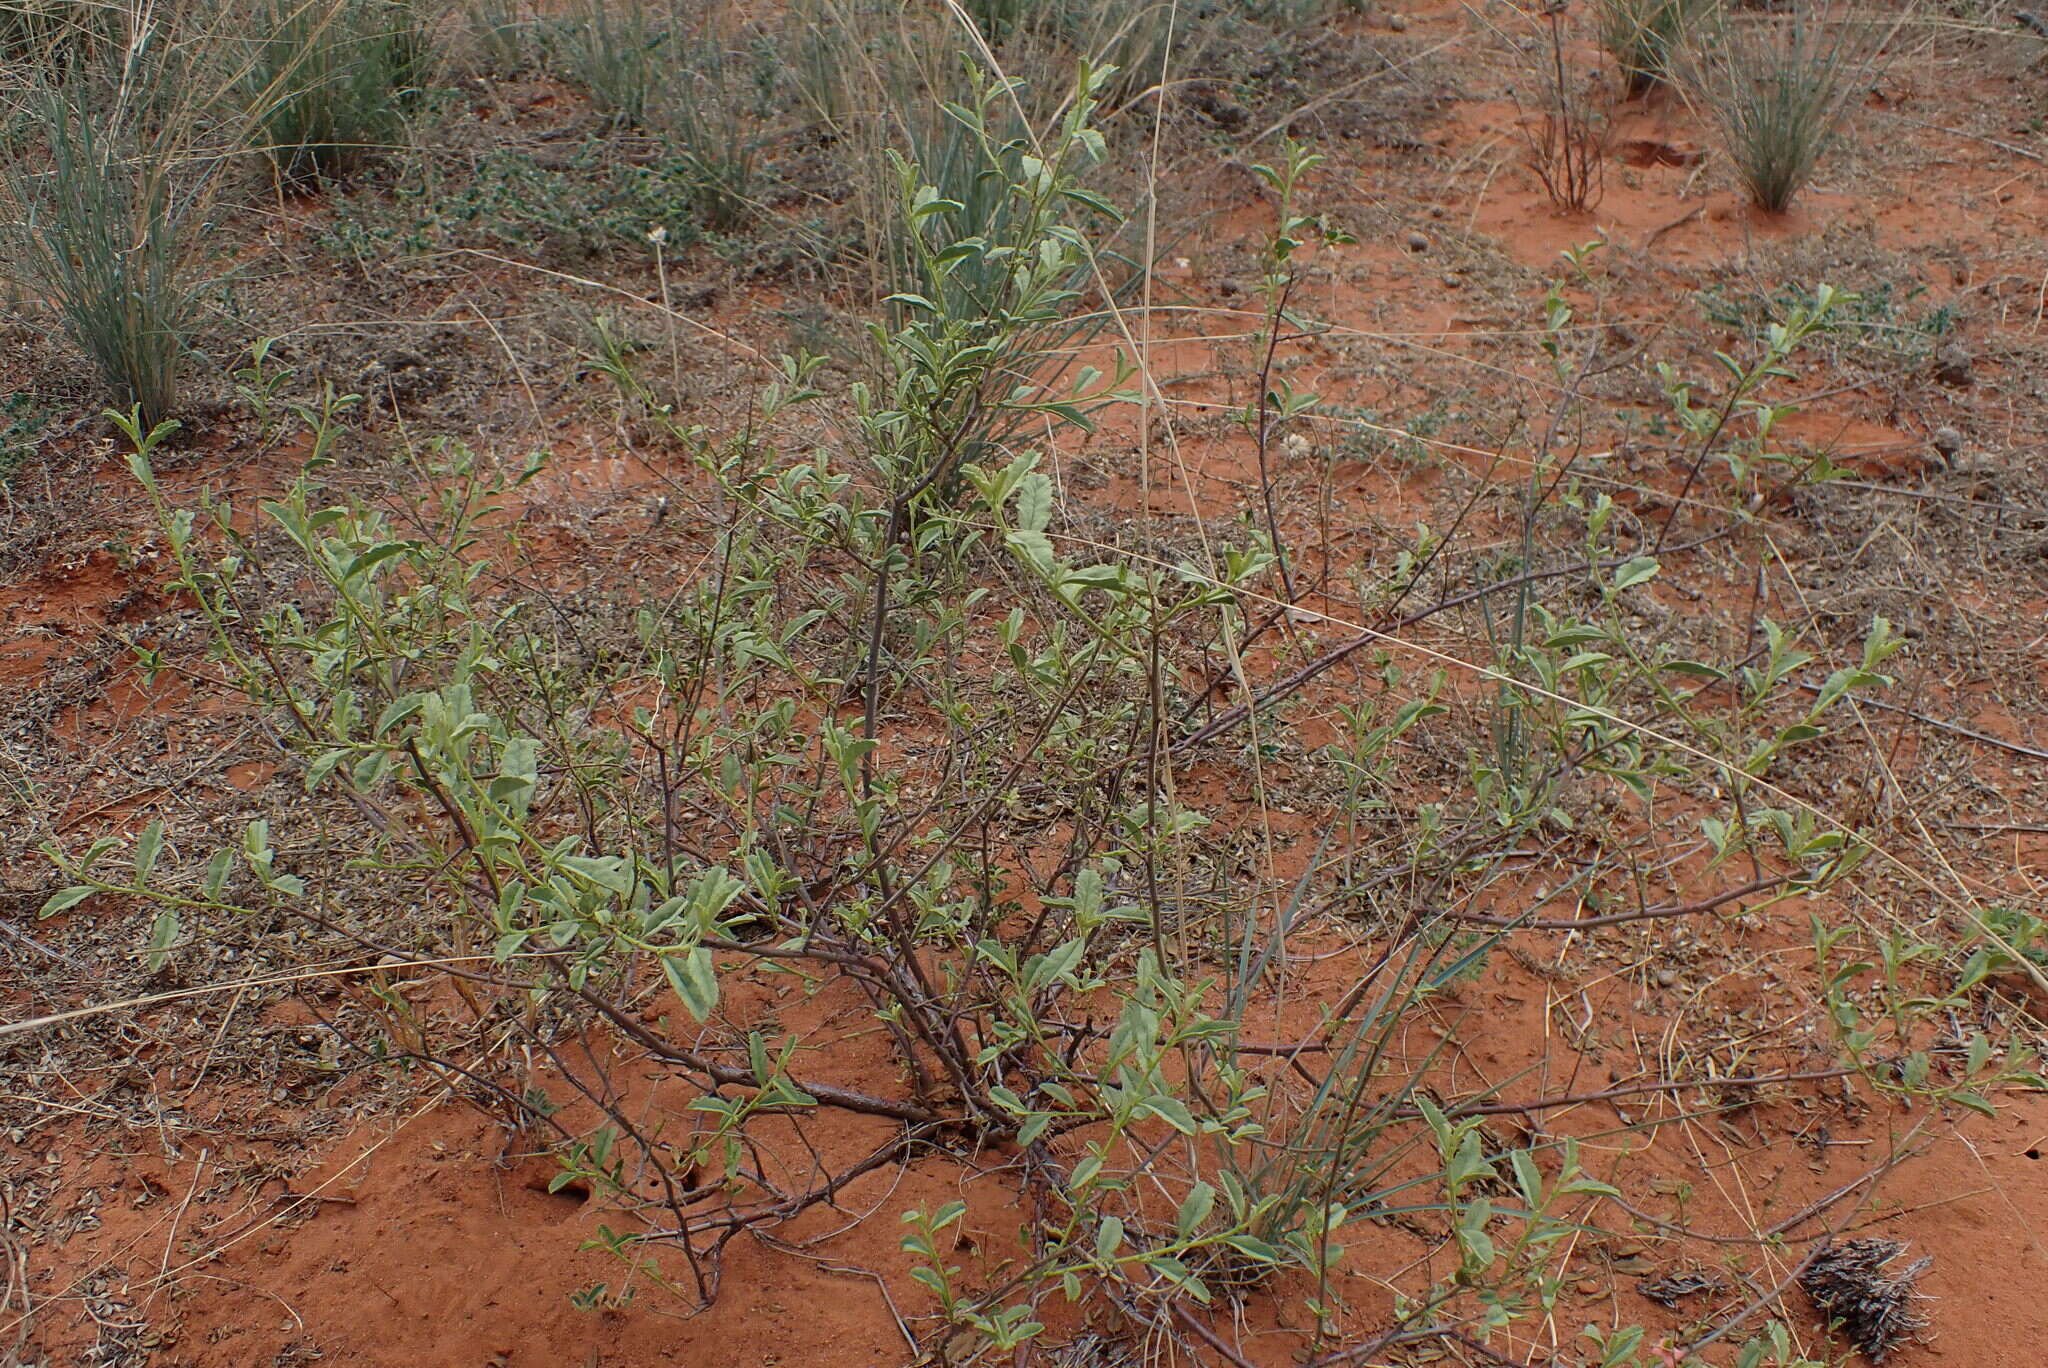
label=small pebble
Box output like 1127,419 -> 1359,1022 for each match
1404,230 -> 1430,253
1387,11 -> 1409,29
1441,273 -> 1462,290
1930,426 -> 1963,459
1655,969 -> 1678,988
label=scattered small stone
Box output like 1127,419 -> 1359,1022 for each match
1441,273 -> 1462,289
1387,11 -> 1409,29
1930,426 -> 1963,461
1655,968 -> 1678,988
1404,230 -> 1431,253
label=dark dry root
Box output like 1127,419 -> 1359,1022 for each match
1798,1237 -> 1930,1362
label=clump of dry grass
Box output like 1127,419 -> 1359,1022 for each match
1593,0 -> 1715,96
0,0 -> 112,62
0,3 -> 222,423
2,96 -> 201,425
240,0 -> 431,183
1677,2 -> 1901,213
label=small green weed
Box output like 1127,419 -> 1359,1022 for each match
1699,278 -> 1954,362
0,391 -> 52,483
318,143 -> 735,262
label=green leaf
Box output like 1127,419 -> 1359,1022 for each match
1014,472 -> 1053,534
145,909 -> 180,971
202,848 -> 233,900
352,751 -> 391,792
908,195 -> 962,222
1175,1182 -> 1215,1237
374,695 -> 424,738
305,748 -> 348,792
1140,1095 -> 1198,1134
1060,563 -> 1126,594
988,1084 -> 1028,1115
1610,556 -> 1660,591
686,867 -> 746,928
1095,1216 -> 1124,1261
1223,1234 -> 1283,1263
642,896 -> 687,936
1510,1149 -> 1543,1208
39,885 -> 97,918
560,854 -> 636,896
1006,529 -> 1056,575
132,821 -> 164,885
341,542 -> 413,583
125,446 -> 160,493
662,947 -> 720,1022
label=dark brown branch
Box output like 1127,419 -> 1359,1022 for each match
1431,1066 -> 1855,1120
577,988 -> 941,1125
1440,871 -> 1798,932
1173,528 -> 1734,754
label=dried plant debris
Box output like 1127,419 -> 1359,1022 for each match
1048,1333 -> 1138,1368
1799,1237 -> 1931,1362
1637,1270 -> 1724,1307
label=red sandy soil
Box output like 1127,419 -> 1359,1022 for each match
7,3 -> 2048,1367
